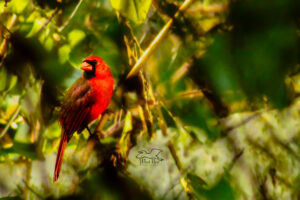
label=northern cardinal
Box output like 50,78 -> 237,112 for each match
53,56 -> 114,182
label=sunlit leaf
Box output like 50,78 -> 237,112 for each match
188,175 -> 235,200
110,0 -> 152,24
26,19 -> 46,37
9,0 -> 29,14
58,45 -> 71,64
68,29 -> 86,47
117,111 -> 132,160
170,99 -> 221,140
0,141 -> 37,160
0,68 -> 17,92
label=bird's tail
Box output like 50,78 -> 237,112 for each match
53,131 -> 68,182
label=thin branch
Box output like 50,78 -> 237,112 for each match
226,149 -> 244,172
22,180 -> 43,199
126,0 -> 196,78
222,111 -> 261,136
0,105 -> 20,139
0,14 -> 17,67
81,113 -> 109,165
36,8 -> 59,35
58,0 -> 83,32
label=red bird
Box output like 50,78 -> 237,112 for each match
53,56 -> 114,182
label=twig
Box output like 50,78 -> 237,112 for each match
58,0 -> 83,32
226,149 -> 244,172
261,114 -> 300,162
118,15 -> 154,136
22,180 -> 43,199
171,61 -> 192,84
126,0 -> 196,78
156,106 -> 183,171
0,14 -> 17,67
259,177 -> 268,200
81,113 -> 109,165
222,112 -> 261,136
4,0 -> 11,7
0,105 -> 20,138
103,120 -> 124,138
186,3 -> 228,15
36,8 -> 59,35
23,160 -> 32,200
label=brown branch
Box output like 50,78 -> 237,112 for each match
36,8 -> 59,35
0,105 -> 20,139
221,111 -> 262,137
0,14 -> 17,67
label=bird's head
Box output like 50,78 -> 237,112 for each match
81,56 -> 112,79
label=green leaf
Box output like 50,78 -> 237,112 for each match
58,45 -> 71,64
9,0 -> 29,14
110,0 -> 152,24
0,197 -> 22,200
0,68 -> 7,91
170,99 -> 221,140
0,68 -> 17,92
118,112 -> 133,159
26,19 -> 46,37
161,106 -> 176,127
187,172 -> 207,188
0,141 -> 37,160
68,29 -> 86,47
188,175 -> 235,200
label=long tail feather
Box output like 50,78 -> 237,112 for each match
53,132 -> 68,182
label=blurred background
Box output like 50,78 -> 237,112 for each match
0,0 -> 300,199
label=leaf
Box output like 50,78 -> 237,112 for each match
170,99 -> 221,140
0,68 -> 8,91
8,0 -> 29,14
0,68 -> 17,92
58,45 -> 71,64
117,112 -> 133,160
187,172 -> 207,188
0,197 -> 22,200
110,0 -> 152,24
0,141 -> 37,160
68,29 -> 86,47
161,106 -> 176,127
26,18 -> 46,37
187,174 -> 235,200
20,84 -> 40,116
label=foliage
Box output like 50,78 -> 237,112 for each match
0,0 -> 299,199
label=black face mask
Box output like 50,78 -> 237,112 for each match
83,60 -> 97,79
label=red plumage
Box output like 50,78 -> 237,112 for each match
53,56 -> 114,182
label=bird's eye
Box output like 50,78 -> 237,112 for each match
90,60 -> 97,67
84,60 -> 97,67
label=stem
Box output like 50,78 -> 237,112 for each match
0,14 -> 17,67
22,179 -> 43,199
58,0 -> 84,32
36,8 -> 59,35
81,113 -> 109,165
0,105 -> 21,139
126,0 -> 196,78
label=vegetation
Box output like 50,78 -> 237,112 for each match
0,0 -> 299,199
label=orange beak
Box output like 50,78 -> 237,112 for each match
80,61 -> 93,71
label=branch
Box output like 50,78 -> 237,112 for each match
58,0 -> 83,32
22,179 -> 43,199
36,8 -> 59,35
0,14 -> 17,67
0,105 -> 20,138
126,0 -> 196,78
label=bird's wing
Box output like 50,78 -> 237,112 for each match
59,78 -> 95,137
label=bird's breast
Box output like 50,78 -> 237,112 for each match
88,76 -> 114,122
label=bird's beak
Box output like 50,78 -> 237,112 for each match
80,62 -> 93,71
